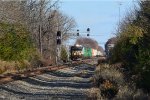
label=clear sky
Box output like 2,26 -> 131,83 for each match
59,0 -> 136,49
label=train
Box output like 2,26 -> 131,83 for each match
70,45 -> 103,60
105,37 -> 117,58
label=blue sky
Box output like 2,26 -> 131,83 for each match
60,0 -> 137,49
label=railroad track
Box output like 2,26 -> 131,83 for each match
0,59 -> 97,84
0,63 -> 97,100
0,65 -> 66,84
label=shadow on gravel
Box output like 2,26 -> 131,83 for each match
74,64 -> 96,71
46,71 -> 94,78
0,63 -> 97,100
46,71 -> 74,77
22,78 -> 93,88
0,86 -> 88,100
35,76 -> 91,83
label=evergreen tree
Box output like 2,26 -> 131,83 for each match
0,22 -> 33,61
60,46 -> 68,62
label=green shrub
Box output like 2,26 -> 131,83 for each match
0,22 -> 41,73
60,46 -> 68,62
0,22 -> 33,61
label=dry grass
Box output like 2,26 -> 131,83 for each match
87,88 -> 102,100
95,64 -> 124,85
114,85 -> 134,100
94,64 -> 150,100
97,58 -> 106,65
0,60 -> 16,74
114,85 -> 149,100
0,60 -> 31,74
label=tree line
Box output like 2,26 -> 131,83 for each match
110,0 -> 150,91
0,0 -> 76,73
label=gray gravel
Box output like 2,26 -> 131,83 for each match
0,64 -> 96,100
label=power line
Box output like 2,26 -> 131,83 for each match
90,35 -> 104,36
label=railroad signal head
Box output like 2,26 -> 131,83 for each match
87,28 -> 90,32
77,33 -> 79,36
57,31 -> 61,37
77,29 -> 79,36
56,31 -> 61,45
57,39 -> 61,45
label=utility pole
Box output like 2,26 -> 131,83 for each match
39,23 -> 42,55
39,1 -> 43,55
118,1 -> 122,33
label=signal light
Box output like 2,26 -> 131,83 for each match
77,29 -> 79,36
57,31 -> 61,37
57,31 -> 61,45
77,33 -> 79,36
57,39 -> 61,45
87,28 -> 90,32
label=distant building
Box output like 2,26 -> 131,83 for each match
105,37 -> 117,57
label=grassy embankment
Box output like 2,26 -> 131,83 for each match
94,60 -> 149,100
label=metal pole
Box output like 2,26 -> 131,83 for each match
118,2 -> 122,33
39,2 -> 43,55
56,31 -> 62,65
56,46 -> 59,65
39,24 -> 42,55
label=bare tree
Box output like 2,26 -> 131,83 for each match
0,0 -> 76,64
25,0 -> 76,63
75,37 -> 99,49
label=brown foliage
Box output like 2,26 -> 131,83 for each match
0,0 -> 76,65
75,37 -> 99,49
97,57 -> 106,65
39,59 -> 53,67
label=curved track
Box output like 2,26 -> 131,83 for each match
0,63 -> 96,100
